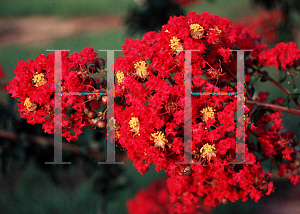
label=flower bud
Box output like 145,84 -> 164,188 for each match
95,58 -> 105,69
89,64 -> 98,74
102,96 -> 108,105
87,111 -> 97,119
89,118 -> 99,126
96,120 -> 106,129
83,106 -> 91,114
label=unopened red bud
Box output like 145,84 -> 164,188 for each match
95,58 -> 105,69
102,96 -> 107,105
89,64 -> 98,73
96,120 -> 106,129
87,111 -> 97,119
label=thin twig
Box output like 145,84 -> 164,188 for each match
221,62 -> 237,80
246,63 -> 300,109
246,100 -> 300,116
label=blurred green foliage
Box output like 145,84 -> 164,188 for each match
0,0 -> 135,17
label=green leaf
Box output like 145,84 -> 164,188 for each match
250,74 -> 260,86
288,87 -> 300,100
248,86 -> 255,98
278,71 -> 287,83
281,97 -> 290,108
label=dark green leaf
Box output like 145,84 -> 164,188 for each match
250,74 -> 260,85
278,71 -> 287,83
289,87 -> 300,100
282,97 -> 290,108
248,86 -> 255,98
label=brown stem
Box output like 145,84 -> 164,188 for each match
246,64 -> 300,109
167,75 -> 176,86
221,62 -> 237,80
246,100 -> 300,116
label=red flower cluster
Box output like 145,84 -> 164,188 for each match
6,11 -> 300,214
0,64 -> 5,80
127,179 -> 178,214
233,10 -> 284,44
258,42 -> 300,69
0,64 -> 7,91
6,47 -> 108,142
111,11 -> 300,213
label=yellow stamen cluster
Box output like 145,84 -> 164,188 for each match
129,117 -> 140,136
116,71 -> 125,83
189,23 -> 204,39
165,30 -> 170,33
32,72 -> 47,87
200,143 -> 216,161
134,61 -> 148,79
24,98 -> 37,111
151,131 -> 168,149
209,27 -> 222,34
169,36 -> 183,51
200,106 -> 215,122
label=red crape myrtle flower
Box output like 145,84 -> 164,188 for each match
0,64 -> 5,80
6,47 -> 106,142
0,64 -> 8,91
111,11 -> 297,213
127,179 -> 178,214
233,10 -> 284,44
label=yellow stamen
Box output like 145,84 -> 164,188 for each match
116,71 -> 125,83
170,36 -> 183,51
129,117 -> 140,136
32,72 -> 47,87
151,131 -> 168,149
200,143 -> 216,161
134,61 -> 148,79
165,30 -> 170,33
200,106 -> 215,122
189,24 -> 204,39
24,98 -> 37,111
